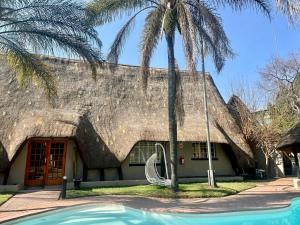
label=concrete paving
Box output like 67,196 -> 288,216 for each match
0,178 -> 299,223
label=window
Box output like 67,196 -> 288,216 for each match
25,140 -> 67,186
129,142 -> 161,165
192,142 -> 217,160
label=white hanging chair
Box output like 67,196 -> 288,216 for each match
145,143 -> 171,187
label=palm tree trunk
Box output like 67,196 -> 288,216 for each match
200,39 -> 216,188
166,33 -> 178,192
265,156 -> 270,178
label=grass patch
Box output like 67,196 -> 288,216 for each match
0,193 -> 13,205
67,182 -> 256,199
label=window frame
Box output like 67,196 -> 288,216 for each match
129,141 -> 162,166
191,142 -> 218,160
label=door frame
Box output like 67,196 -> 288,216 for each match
45,140 -> 68,185
24,138 -> 68,186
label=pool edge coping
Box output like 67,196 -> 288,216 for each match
1,197 -> 300,224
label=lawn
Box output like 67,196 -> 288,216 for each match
67,182 -> 256,199
0,193 -> 13,205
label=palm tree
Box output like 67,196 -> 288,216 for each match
0,0 -> 102,104
88,0 -> 270,191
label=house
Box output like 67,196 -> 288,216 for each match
227,95 -> 299,177
0,57 -> 253,186
277,123 -> 300,177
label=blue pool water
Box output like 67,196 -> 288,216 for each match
3,198 -> 300,225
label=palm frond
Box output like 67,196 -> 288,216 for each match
276,0 -> 300,24
187,0 -> 234,72
107,17 -> 136,69
140,5 -> 165,90
0,0 -> 102,100
163,6 -> 178,36
88,0 -> 156,25
176,2 -> 197,75
107,6 -> 155,70
210,0 -> 271,17
6,49 -> 57,106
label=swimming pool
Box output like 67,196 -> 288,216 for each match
2,198 -> 300,225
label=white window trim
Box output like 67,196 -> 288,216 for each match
192,142 -> 217,159
129,141 -> 161,165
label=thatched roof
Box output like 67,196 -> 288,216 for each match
227,95 -> 250,128
0,56 -> 253,172
277,123 -> 300,151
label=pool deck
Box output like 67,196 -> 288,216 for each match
0,178 -> 299,223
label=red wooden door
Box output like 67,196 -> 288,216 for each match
46,142 -> 67,185
25,141 -> 47,186
25,140 -> 67,186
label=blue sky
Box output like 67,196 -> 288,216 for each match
94,4 -> 300,103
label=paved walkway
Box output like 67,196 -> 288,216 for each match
0,178 -> 300,223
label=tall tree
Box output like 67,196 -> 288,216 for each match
230,53 -> 300,178
260,53 -> 300,133
228,93 -> 280,178
88,0 -> 269,191
0,0 -> 102,104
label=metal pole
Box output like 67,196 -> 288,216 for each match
203,73 -> 215,187
61,176 -> 67,199
200,38 -> 216,187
